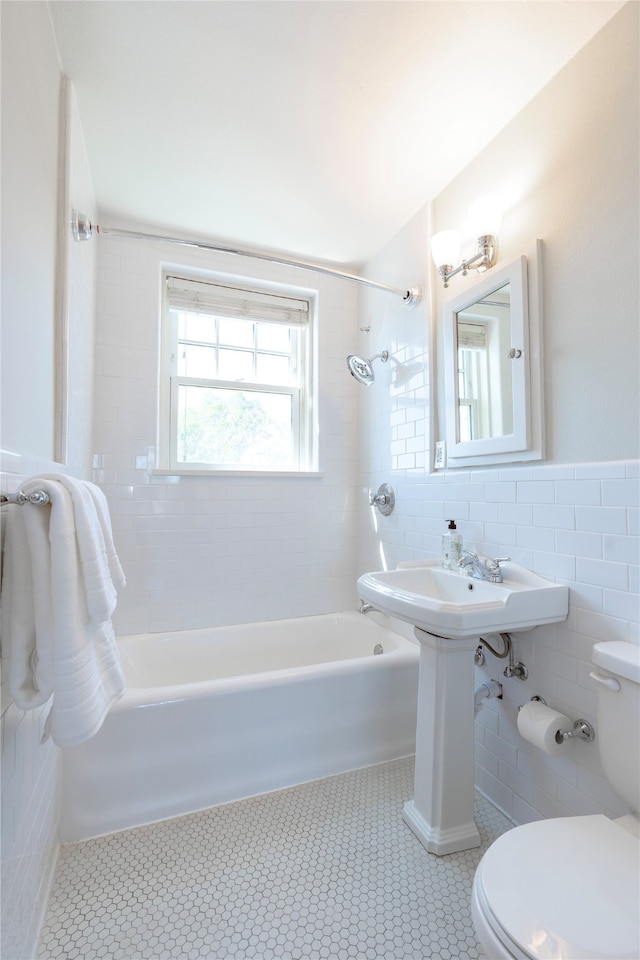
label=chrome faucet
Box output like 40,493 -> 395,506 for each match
359,600 -> 379,615
458,550 -> 511,583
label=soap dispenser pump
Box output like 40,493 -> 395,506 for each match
442,520 -> 462,570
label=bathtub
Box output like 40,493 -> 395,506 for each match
60,612 -> 419,841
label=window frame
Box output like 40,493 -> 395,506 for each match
158,272 -> 317,475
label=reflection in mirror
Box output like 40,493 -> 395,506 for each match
442,247 -> 543,468
455,282 -> 513,442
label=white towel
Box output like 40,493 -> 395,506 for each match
1,477 -> 125,747
35,475 -> 126,620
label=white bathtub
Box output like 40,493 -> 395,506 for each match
60,612 -> 419,841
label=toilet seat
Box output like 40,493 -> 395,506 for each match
473,814 -> 640,960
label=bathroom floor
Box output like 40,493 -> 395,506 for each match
37,757 -> 510,960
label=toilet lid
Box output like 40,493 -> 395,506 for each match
477,815 -> 640,960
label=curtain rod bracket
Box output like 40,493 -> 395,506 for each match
71,210 -> 93,243
71,210 -> 421,306
403,287 -> 421,307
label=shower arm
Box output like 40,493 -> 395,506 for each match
71,212 -> 421,306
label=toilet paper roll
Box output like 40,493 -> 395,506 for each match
516,700 -> 572,757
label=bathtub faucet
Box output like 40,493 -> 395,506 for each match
359,600 -> 379,615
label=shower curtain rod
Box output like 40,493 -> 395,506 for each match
71,211 -> 421,306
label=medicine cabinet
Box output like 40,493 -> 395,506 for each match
442,244 -> 543,467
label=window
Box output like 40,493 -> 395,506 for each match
457,321 -> 487,442
160,276 -> 315,472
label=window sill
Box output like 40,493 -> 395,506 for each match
151,468 -> 324,479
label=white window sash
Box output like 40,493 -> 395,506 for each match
169,376 -> 302,471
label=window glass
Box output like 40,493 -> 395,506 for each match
177,385 -> 294,467
256,322 -> 290,352
178,311 -> 216,344
256,353 -> 291,385
178,344 -> 216,378
218,348 -> 254,382
218,316 -> 254,348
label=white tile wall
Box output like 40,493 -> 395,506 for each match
93,235 -> 361,635
1,455 -> 61,960
359,452 -> 639,823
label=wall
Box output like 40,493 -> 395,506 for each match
357,205 -> 434,568
0,1 -> 60,461
432,5 -> 639,466
0,5 -> 98,957
93,238 -> 360,635
358,3 -> 639,825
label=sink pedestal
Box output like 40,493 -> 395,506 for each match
403,628 -> 481,856
357,559 -> 568,853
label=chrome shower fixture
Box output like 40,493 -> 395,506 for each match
346,351 -> 389,385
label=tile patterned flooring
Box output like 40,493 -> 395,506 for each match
37,758 -> 511,960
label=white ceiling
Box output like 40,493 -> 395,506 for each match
49,0 -> 623,266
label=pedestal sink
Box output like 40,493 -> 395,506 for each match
357,560 -> 569,855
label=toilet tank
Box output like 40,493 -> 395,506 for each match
591,641 -> 640,813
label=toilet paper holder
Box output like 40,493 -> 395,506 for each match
521,696 -> 596,744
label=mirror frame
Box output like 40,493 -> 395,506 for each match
443,244 -> 544,467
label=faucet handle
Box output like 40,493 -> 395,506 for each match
485,557 -> 511,582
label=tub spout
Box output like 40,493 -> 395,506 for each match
359,600 -> 379,615
474,679 -> 503,717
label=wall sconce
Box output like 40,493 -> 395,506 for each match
431,195 -> 503,288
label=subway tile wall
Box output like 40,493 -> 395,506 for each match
94,235 -> 362,635
1,455 -> 61,960
360,458 -> 639,824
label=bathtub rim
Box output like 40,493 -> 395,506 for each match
110,612 -> 418,711
112,637 -> 418,709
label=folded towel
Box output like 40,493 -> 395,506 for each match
34,474 -> 126,625
1,477 -> 125,747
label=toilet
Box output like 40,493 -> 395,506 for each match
472,640 -> 640,960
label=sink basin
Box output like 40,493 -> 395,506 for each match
357,560 -> 569,639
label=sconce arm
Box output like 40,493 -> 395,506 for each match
438,235 -> 498,288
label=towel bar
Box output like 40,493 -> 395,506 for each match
0,490 -> 50,506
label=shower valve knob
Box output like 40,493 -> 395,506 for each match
369,483 -> 395,516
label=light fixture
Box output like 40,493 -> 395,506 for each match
431,195 -> 503,288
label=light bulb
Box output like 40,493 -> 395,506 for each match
430,230 -> 461,270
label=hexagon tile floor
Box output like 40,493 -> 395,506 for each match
37,757 -> 511,960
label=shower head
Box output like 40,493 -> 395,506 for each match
346,351 -> 389,385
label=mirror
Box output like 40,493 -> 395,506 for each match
443,248 -> 543,467
455,281 -> 514,443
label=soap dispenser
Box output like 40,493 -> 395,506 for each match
442,520 -> 462,570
